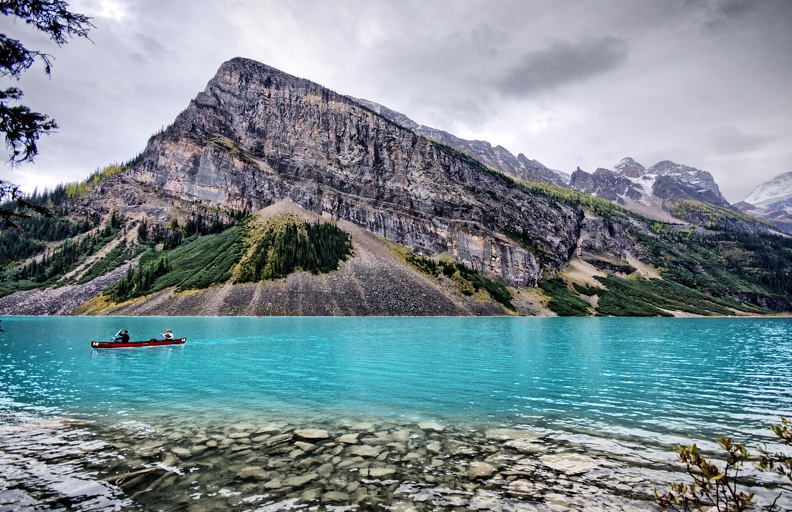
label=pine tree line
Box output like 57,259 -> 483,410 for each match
237,220 -> 353,282
136,212 -> 244,250
113,256 -> 170,302
15,225 -> 119,284
0,212 -> 102,266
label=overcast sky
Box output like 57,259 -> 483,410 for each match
1,0 -> 791,202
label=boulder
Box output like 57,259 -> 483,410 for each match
294,429 -> 330,441
466,461 -> 497,480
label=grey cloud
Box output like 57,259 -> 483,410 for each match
469,22 -> 509,58
691,0 -> 757,28
135,34 -> 167,59
496,35 -> 628,97
707,126 -> 775,155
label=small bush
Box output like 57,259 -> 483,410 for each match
538,278 -> 591,316
405,252 -> 515,310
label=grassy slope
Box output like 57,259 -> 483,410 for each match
525,183 -> 789,316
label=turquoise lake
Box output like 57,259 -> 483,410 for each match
1,316 -> 791,511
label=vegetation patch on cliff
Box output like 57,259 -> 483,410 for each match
538,278 -> 592,316
667,199 -> 772,229
517,180 -> 629,220
633,220 -> 792,303
404,251 -> 515,310
236,214 -> 353,282
538,272 -> 764,317
109,225 -> 246,302
576,275 -> 762,316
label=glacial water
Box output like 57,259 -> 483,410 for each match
1,316 -> 791,511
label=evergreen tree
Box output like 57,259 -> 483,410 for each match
1,0 -> 93,227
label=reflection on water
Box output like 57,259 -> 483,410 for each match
1,316 -> 791,510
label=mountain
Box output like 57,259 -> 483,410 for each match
1,58 -> 790,316
130,58 -> 583,287
736,171 -> 792,233
569,157 -> 732,222
351,98 -> 570,186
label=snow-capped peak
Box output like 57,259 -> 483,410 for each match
613,157 -> 646,178
743,171 -> 792,207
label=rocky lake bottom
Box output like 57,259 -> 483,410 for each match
0,410 -> 663,511
6,407 -> 790,512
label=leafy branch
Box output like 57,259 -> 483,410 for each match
657,418 -> 792,512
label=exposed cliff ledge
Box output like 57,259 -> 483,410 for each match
0,201 -> 513,316
128,57 -> 584,287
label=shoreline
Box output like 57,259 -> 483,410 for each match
3,409 -> 668,511
3,405 -> 789,511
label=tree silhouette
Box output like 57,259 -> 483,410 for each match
0,0 -> 93,226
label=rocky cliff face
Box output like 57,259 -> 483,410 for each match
351,98 -> 570,187
570,157 -> 732,219
569,167 -> 644,205
128,58 -> 584,287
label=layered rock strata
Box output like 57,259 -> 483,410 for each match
130,58 -> 584,287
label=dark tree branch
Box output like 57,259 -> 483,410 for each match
0,0 -> 93,45
0,86 -> 57,163
0,0 -> 92,166
0,34 -> 52,77
1,178 -> 53,229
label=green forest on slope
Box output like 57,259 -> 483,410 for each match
1,159 -> 790,315
108,215 -> 353,303
522,171 -> 790,301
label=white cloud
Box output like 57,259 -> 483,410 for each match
75,0 -> 128,21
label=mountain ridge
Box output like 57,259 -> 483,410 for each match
736,171 -> 792,233
1,57 -> 790,316
350,97 -> 570,187
569,156 -> 733,223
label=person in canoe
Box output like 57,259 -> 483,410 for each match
161,329 -> 173,340
115,330 -> 130,343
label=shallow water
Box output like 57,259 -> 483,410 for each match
1,316 -> 790,510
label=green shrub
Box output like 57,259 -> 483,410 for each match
405,252 -> 515,310
538,277 -> 591,316
656,418 -> 792,511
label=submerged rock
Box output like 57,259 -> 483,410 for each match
466,461 -> 498,480
294,429 -> 329,441
338,433 -> 360,444
236,466 -> 268,481
347,445 -> 381,458
16,414 -> 703,512
541,453 -> 600,475
418,421 -> 445,432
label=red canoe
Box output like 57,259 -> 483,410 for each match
90,338 -> 186,349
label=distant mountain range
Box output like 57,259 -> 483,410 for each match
736,171 -> 792,233
0,57 -> 790,316
351,99 -> 792,234
568,157 -> 732,223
